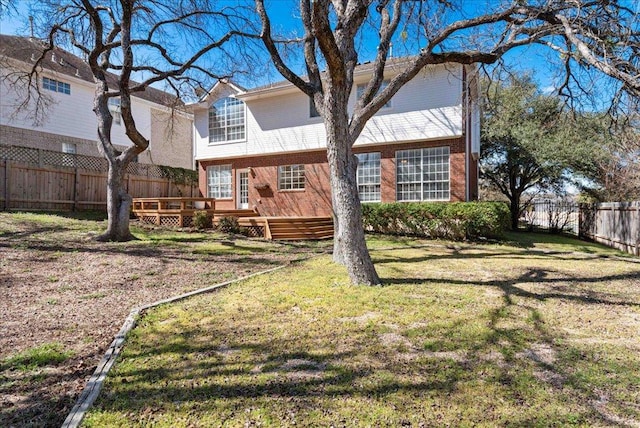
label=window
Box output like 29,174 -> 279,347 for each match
309,97 -> 320,118
61,143 -> 76,167
278,164 -> 305,191
356,79 -> 390,108
108,97 -> 121,125
396,147 -> 450,201
207,165 -> 232,198
356,152 -> 381,202
43,77 -> 70,95
61,143 -> 76,154
208,97 -> 245,143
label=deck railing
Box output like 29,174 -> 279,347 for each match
132,197 -> 217,227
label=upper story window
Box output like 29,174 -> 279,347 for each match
396,147 -> 450,202
356,152 -> 381,202
356,79 -> 390,108
209,97 -> 245,143
207,164 -> 232,199
43,77 -> 70,95
278,164 -> 305,191
108,97 -> 121,125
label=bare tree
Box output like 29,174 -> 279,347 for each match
29,0 -> 253,241
256,0 -> 639,285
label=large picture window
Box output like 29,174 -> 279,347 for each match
209,97 -> 245,143
396,147 -> 450,201
356,152 -> 381,202
207,165 -> 232,199
278,165 -> 305,191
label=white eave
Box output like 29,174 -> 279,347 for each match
235,60 -> 436,102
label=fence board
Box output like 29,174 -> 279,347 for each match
580,202 -> 640,256
0,161 -> 198,212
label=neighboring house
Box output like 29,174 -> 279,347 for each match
0,34 -> 193,170
191,61 -> 480,217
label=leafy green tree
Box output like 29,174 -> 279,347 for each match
481,76 -> 570,229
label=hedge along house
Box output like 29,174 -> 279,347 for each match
191,62 -> 480,217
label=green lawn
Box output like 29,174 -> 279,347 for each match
84,233 -> 640,427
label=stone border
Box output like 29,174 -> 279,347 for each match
61,265 -> 287,428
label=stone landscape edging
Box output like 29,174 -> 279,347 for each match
61,264 -> 288,428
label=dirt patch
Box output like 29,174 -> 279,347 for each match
518,342 -> 558,366
337,312 -> 378,324
0,214 -> 326,427
379,332 -> 415,351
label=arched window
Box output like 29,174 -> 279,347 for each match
208,97 -> 245,143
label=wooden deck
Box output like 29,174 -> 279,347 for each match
132,197 -> 333,240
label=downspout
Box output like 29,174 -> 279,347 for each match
192,114 -> 197,170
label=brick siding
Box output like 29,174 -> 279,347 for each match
198,137 -> 477,217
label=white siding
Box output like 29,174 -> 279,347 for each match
194,64 -> 464,160
0,65 -> 151,147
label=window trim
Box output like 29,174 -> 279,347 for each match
208,97 -> 246,145
396,147 -> 451,202
356,152 -> 381,202
206,164 -> 233,199
278,164 -> 306,191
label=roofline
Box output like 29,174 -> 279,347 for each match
236,61 -> 455,101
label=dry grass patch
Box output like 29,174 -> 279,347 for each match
0,211 -> 328,427
85,233 -> 640,427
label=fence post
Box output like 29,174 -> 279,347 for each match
3,159 -> 9,211
636,203 -> 640,257
73,167 -> 80,212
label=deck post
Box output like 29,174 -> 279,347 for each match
264,218 -> 272,240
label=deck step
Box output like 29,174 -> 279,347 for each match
266,216 -> 333,240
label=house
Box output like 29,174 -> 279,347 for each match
192,61 -> 480,217
0,34 -> 193,170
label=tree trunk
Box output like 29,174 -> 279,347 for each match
510,196 -> 520,230
97,159 -> 134,242
326,134 -> 380,285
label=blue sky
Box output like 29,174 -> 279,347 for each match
0,0 -> 631,107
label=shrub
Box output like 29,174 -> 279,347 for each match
192,210 -> 212,229
217,216 -> 241,234
361,202 -> 510,240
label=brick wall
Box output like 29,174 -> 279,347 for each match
198,137 -> 476,217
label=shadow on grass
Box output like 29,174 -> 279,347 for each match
381,268 -> 640,308
83,262 -> 640,425
87,313 -> 633,426
0,348 -> 98,428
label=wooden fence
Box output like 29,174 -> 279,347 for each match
580,202 -> 640,256
523,200 -> 580,235
0,145 -> 199,212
